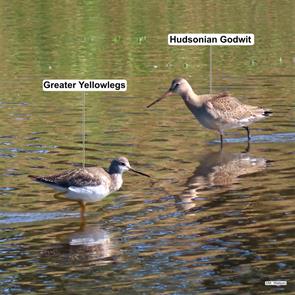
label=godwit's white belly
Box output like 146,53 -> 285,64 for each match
195,112 -> 255,131
195,112 -> 220,130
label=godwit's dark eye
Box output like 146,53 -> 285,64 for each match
120,162 -> 126,166
173,83 -> 180,90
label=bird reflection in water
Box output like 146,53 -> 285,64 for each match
41,221 -> 119,265
175,148 -> 268,212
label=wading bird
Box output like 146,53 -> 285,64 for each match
29,157 -> 150,216
147,78 -> 272,146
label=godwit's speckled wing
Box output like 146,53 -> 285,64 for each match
30,167 -> 111,188
204,93 -> 266,124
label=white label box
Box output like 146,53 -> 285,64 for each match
42,80 -> 127,91
168,34 -> 254,46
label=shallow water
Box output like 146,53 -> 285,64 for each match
0,1 -> 294,294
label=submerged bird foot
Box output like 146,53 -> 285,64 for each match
243,141 -> 251,153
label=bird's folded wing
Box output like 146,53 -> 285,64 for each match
34,168 -> 108,188
205,95 -> 251,121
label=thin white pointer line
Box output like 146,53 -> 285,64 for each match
209,46 -> 212,94
82,92 -> 86,168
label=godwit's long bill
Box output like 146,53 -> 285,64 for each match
147,78 -> 272,146
29,157 -> 150,216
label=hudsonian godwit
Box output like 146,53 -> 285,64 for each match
147,78 -> 272,146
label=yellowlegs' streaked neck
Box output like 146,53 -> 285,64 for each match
147,78 -> 272,146
29,157 -> 150,216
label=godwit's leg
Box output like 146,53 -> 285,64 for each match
219,133 -> 224,149
243,126 -> 251,141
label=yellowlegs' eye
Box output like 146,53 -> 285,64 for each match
120,162 -> 126,166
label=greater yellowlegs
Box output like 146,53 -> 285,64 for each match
29,157 -> 150,216
147,78 -> 272,146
